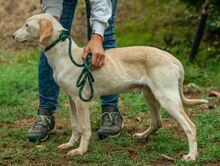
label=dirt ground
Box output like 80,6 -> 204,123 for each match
0,0 -> 38,50
0,0 -> 132,52
0,0 -> 90,51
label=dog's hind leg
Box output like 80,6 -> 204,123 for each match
67,96 -> 91,156
58,96 -> 80,150
153,87 -> 197,161
144,66 -> 197,160
134,87 -> 162,139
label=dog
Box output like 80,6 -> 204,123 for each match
13,13 -> 208,161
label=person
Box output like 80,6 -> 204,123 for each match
27,0 -> 123,142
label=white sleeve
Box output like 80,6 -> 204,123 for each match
89,0 -> 112,38
41,0 -> 63,18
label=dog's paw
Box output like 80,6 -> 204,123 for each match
57,142 -> 74,150
181,154 -> 196,161
67,148 -> 87,156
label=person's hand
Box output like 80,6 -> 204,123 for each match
82,34 -> 105,70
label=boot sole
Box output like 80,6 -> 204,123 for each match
98,122 -> 124,140
39,127 -> 56,142
28,127 -> 56,142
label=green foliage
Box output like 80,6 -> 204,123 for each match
208,3 -> 220,31
181,0 -> 220,31
0,0 -> 220,165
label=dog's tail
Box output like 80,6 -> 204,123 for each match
177,61 -> 208,106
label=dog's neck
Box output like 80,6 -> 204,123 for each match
40,31 -> 78,51
42,33 -> 83,73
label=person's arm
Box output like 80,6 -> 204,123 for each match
89,0 -> 112,38
41,0 -> 112,69
83,0 -> 112,69
41,0 -> 63,19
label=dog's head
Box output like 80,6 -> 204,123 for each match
13,13 -> 66,46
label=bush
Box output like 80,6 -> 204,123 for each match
181,0 -> 220,32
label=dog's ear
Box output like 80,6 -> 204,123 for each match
39,18 -> 53,44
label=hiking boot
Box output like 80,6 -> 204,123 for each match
98,106 -> 123,140
27,109 -> 55,142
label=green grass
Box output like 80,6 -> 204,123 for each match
0,0 -> 220,165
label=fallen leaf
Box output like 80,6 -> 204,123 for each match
36,145 -> 45,149
134,116 -> 141,122
161,154 -> 175,161
187,83 -> 203,92
209,90 -> 220,98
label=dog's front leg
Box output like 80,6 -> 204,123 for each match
58,96 -> 80,150
67,96 -> 91,156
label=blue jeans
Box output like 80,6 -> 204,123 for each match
38,0 -> 118,111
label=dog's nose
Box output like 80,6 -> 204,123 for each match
12,34 -> 15,39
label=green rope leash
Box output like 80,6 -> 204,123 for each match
44,31 -> 94,102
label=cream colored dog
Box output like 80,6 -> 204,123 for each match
13,14 -> 208,161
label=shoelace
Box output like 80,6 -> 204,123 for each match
34,115 -> 52,128
101,112 -> 118,126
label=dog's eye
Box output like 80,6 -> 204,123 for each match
25,24 -> 29,27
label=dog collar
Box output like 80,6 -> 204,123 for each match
44,31 -> 69,52
43,30 -> 94,102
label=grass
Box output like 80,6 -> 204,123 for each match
0,0 -> 220,165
